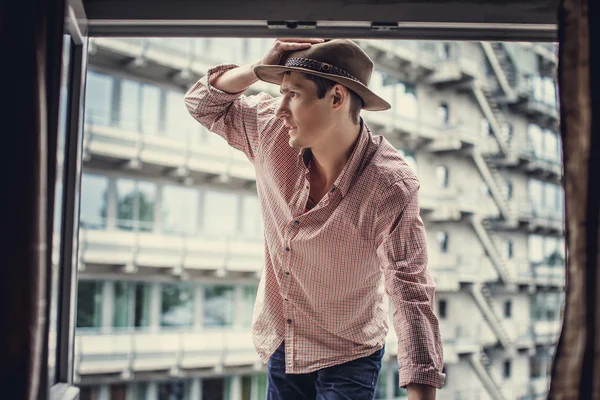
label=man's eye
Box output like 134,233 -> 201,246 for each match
289,92 -> 297,97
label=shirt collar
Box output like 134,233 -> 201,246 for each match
296,119 -> 372,198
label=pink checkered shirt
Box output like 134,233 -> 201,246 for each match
185,64 -> 445,388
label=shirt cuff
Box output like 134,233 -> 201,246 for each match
399,364 -> 446,389
203,63 -> 248,97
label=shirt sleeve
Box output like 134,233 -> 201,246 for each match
183,64 -> 282,162
373,178 -> 446,389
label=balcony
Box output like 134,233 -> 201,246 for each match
74,329 -> 260,380
358,40 -> 438,78
79,228 -> 264,277
533,265 -> 565,288
528,209 -> 564,234
361,109 -> 440,144
525,156 -> 562,180
83,112 -> 256,185
533,320 -> 562,345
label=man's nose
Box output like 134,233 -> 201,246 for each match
276,100 -> 289,120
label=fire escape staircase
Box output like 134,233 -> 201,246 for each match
471,82 -> 511,157
469,282 -> 515,353
471,151 -> 514,223
468,351 -> 509,400
480,42 -> 518,102
470,216 -> 513,285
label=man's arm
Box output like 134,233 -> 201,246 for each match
373,178 -> 445,398
184,39 -> 323,161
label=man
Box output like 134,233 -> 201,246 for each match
185,38 -> 445,400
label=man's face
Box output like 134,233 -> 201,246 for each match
276,72 -> 334,149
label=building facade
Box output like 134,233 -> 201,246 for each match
74,38 -> 564,400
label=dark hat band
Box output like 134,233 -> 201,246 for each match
285,57 -> 360,83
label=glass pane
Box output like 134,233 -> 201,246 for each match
113,281 -> 132,328
255,374 -> 267,400
158,381 -> 187,400
138,181 -> 156,232
141,84 -> 161,135
85,71 -> 113,126
241,376 -> 252,400
529,179 -> 544,212
204,285 -> 235,328
165,90 -> 190,142
76,281 -> 103,328
80,174 -> 109,229
374,369 -> 387,399
110,384 -> 127,400
202,378 -> 225,400
241,196 -> 261,240
134,283 -> 152,328
203,191 -> 239,238
79,387 -> 102,400
162,185 -> 198,236
116,179 -> 136,231
240,285 -> 257,328
49,32 -> 72,387
131,382 -> 149,400
119,79 -> 141,131
161,284 -> 194,327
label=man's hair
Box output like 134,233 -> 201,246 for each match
285,71 -> 363,124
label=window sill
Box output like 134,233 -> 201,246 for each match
50,383 -> 80,400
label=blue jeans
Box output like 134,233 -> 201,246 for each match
267,342 -> 385,400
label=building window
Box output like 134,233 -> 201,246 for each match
438,299 -> 448,319
437,232 -> 449,253
119,79 -> 141,132
203,190 -> 239,238
116,179 -> 156,232
113,282 -> 152,329
204,285 -> 235,328
131,383 -> 149,400
202,377 -> 225,400
160,284 -> 194,327
504,300 -> 512,319
506,240 -> 514,259
436,165 -> 449,188
241,196 -> 263,240
503,180 -> 513,200
85,71 -> 114,126
437,103 -> 449,125
80,174 -> 109,230
140,84 -> 161,135
240,285 -> 258,328
158,380 -> 188,400
165,89 -> 194,141
162,185 -> 198,236
76,280 -> 103,328
503,360 -> 512,378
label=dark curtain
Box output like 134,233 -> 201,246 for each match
0,0 -> 65,398
549,0 -> 599,398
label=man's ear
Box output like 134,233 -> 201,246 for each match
331,84 -> 347,110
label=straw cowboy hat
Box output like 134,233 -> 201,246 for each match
253,39 -> 391,111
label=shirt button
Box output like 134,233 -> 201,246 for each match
330,187 -> 335,193
285,271 -> 290,276
287,319 -> 292,324
285,247 -> 290,252
285,298 -> 289,301
294,220 -> 300,226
